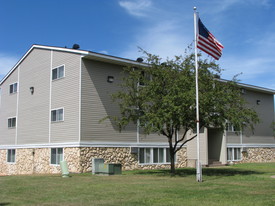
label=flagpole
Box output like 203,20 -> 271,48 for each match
193,7 -> 202,182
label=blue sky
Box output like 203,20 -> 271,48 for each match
0,0 -> 275,89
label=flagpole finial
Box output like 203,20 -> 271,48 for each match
194,7 -> 197,10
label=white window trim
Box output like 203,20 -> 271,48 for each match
50,148 -> 64,165
9,82 -> 18,94
51,107 -> 64,123
226,122 -> 240,132
227,147 -> 242,161
138,147 -> 175,165
7,149 -> 16,163
8,116 -> 17,128
52,64 -> 65,81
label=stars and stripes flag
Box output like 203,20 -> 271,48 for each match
197,18 -> 224,60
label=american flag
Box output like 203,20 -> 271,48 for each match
197,18 -> 224,60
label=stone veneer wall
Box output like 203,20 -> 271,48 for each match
2,147 -> 275,175
0,148 -> 81,176
79,147 -> 187,173
240,147 -> 275,163
0,147 -> 187,175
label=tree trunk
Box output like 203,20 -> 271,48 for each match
168,137 -> 176,176
170,152 -> 175,176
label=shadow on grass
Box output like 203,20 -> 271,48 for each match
130,167 -> 263,177
0,203 -> 10,206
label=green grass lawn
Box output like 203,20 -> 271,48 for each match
0,163 -> 274,206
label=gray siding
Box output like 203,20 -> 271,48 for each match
0,69 -> 18,145
81,59 -> 167,143
227,90 -> 275,145
186,128 -> 208,165
50,51 -> 80,143
0,48 -> 81,146
17,49 -> 51,144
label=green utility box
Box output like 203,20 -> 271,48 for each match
92,158 -> 122,175
92,158 -> 105,174
98,163 -> 122,175
108,164 -> 122,175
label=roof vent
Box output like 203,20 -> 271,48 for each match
72,44 -> 80,50
136,57 -> 143,63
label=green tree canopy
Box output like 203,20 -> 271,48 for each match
110,51 -> 259,175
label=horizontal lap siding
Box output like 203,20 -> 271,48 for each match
81,59 -> 136,142
139,133 -> 167,143
243,90 -> 274,138
50,51 -> 80,143
17,49 -> 50,144
227,90 -> 275,145
226,133 -> 241,144
0,69 -> 18,145
186,128 -> 208,165
81,59 -> 167,143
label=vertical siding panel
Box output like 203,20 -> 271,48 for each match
227,90 -> 275,145
0,69 -> 18,145
242,90 -> 274,143
17,49 -> 51,144
50,51 -> 80,143
81,59 -> 136,142
81,59 -> 167,143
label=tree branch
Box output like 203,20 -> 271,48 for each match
174,128 -> 188,151
175,134 -> 197,153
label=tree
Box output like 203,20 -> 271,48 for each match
109,51 -> 259,175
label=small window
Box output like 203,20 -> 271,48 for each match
51,108 -> 64,122
7,149 -> 16,163
139,148 -> 151,163
227,148 -> 241,161
8,117 -> 16,128
52,65 -> 64,80
153,148 -> 164,163
51,148 -> 63,165
166,148 -> 171,163
139,71 -> 151,86
226,123 -> 240,132
9,83 -> 18,94
139,148 -> 173,164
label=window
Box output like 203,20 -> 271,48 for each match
153,148 -> 164,163
9,82 -> 18,94
138,71 -> 151,86
51,148 -> 63,165
227,148 -> 241,161
51,108 -> 64,122
139,148 -> 173,164
8,117 -> 16,128
52,65 -> 64,80
7,149 -> 16,163
226,122 -> 240,132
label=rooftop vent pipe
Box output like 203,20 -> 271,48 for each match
72,44 -> 80,49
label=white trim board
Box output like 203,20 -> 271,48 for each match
0,44 -> 147,85
0,141 -> 185,149
227,144 -> 275,148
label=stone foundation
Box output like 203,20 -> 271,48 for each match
1,146 -> 275,175
0,147 -> 187,176
240,147 -> 275,163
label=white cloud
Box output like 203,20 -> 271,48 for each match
99,50 -> 109,55
220,55 -> 275,89
0,54 -> 18,77
119,20 -> 192,60
204,0 -> 271,14
119,0 -> 152,17
117,0 -> 275,90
